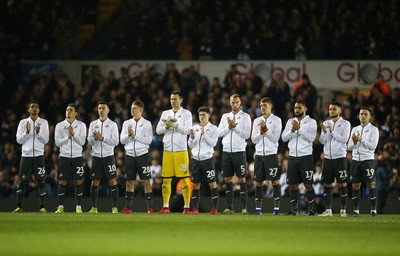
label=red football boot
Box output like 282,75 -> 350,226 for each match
209,208 -> 219,214
158,207 -> 170,214
120,207 -> 132,214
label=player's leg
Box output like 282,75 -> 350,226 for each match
89,157 -> 101,213
338,183 -> 348,217
181,177 -> 191,213
142,179 -> 153,213
107,177 -> 118,213
191,182 -> 201,213
221,152 -> 234,214
13,180 -> 27,213
209,181 -> 219,214
190,159 -> 201,213
252,155 -> 265,215
121,180 -> 134,213
176,152 -> 191,212
138,154 -> 153,213
160,151 -> 173,213
104,156 -> 118,213
72,157 -> 85,213
121,155 -> 135,213
271,179 -> 281,215
300,155 -> 315,216
13,157 -> 31,213
234,152 -> 248,214
55,179 -> 68,213
350,162 -> 362,216
34,156 -> 47,212
320,159 -> 333,216
265,155 -> 281,215
286,157 -> 301,215
55,157 -> 69,213
364,161 -> 377,217
89,179 -> 100,213
74,178 -> 84,213
335,158 -> 348,217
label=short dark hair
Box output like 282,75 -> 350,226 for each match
97,101 -> 108,106
330,102 -> 342,108
230,94 -> 240,99
360,106 -> 372,114
67,103 -> 76,111
132,100 -> 144,109
198,106 -> 210,114
260,97 -> 273,105
171,90 -> 182,98
295,100 -> 307,108
28,101 -> 39,108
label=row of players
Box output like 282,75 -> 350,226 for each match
11,91 -> 379,217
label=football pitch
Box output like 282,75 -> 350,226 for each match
1,213 -> 399,255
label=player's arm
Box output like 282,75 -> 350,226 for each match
175,110 -> 192,135
319,121 -> 331,145
233,113 -> 251,139
202,125 -> 218,147
87,122 -> 97,146
217,113 -> 230,138
281,119 -> 294,142
55,123 -> 69,147
36,120 -> 49,144
360,126 -> 379,150
331,121 -> 351,144
134,121 -> 153,145
72,122 -> 87,146
156,112 -> 168,135
347,127 -> 356,151
120,121 -> 130,145
102,122 -> 119,146
265,117 -> 282,143
16,120 -> 30,145
251,118 -> 262,144
298,119 -> 317,143
188,127 -> 198,149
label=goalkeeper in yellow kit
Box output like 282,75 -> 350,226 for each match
156,91 -> 192,213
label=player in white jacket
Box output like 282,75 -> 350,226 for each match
282,101 -> 317,216
120,100 -> 153,214
156,91 -> 192,214
319,102 -> 351,217
87,101 -> 119,213
218,94 -> 251,214
54,103 -> 87,214
13,102 -> 49,213
347,107 -> 379,217
251,97 -> 282,215
188,106 -> 219,214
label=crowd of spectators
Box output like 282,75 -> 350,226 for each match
1,0 -> 399,61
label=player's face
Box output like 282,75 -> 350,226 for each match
198,111 -> 210,125
359,109 -> 371,125
294,103 -> 306,118
131,104 -> 143,118
230,97 -> 241,112
28,103 -> 40,116
329,105 -> 341,119
170,94 -> 182,110
260,102 -> 272,116
65,106 -> 77,120
98,104 -> 109,119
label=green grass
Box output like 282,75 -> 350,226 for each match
1,213 -> 399,255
